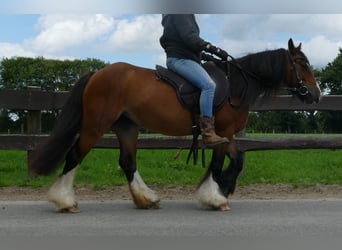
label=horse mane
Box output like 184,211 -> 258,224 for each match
231,48 -> 287,106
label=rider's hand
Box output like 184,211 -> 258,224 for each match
204,43 -> 228,60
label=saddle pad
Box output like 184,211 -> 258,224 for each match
156,61 -> 230,113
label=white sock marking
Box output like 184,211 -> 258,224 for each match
48,166 -> 78,209
130,171 -> 159,203
196,173 -> 228,208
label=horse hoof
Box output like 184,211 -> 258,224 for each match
219,203 -> 230,211
58,204 -> 79,213
135,199 -> 161,209
204,203 -> 230,211
148,200 -> 161,209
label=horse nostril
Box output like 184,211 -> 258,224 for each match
315,90 -> 322,103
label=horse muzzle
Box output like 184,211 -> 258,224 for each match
289,84 -> 321,104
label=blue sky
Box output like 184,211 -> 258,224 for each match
0,15 -> 38,42
2,9 -> 342,69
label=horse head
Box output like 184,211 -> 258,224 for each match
286,38 -> 321,104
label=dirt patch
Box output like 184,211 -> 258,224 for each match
1,184 -> 342,201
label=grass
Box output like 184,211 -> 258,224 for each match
240,150 -> 342,187
0,145 -> 341,188
244,133 -> 342,138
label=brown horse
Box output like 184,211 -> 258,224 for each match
29,39 -> 321,212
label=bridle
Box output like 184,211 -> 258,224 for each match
286,50 -> 310,97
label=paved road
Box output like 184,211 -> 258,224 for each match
1,199 -> 341,236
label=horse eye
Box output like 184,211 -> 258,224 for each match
300,63 -> 309,71
301,64 -> 307,70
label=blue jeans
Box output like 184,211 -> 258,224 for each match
166,57 -> 216,117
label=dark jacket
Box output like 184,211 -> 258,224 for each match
160,14 -> 208,63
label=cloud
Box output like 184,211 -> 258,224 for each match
304,36 -> 342,68
105,14 -> 162,52
18,14 -> 163,59
0,14 -> 164,64
1,14 -> 342,69
220,14 -> 342,40
25,14 -> 114,54
0,42 -> 35,58
217,14 -> 342,68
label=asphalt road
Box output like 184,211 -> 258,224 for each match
1,199 -> 342,237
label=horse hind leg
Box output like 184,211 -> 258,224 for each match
47,143 -> 81,213
114,116 -> 160,209
48,126 -> 109,212
129,171 -> 160,209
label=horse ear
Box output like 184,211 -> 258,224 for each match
288,38 -> 302,54
297,42 -> 302,51
288,38 -> 295,52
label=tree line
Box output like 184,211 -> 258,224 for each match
0,57 -> 108,133
0,54 -> 341,134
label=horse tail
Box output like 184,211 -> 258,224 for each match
28,72 -> 95,176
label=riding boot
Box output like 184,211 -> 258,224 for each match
200,115 -> 229,147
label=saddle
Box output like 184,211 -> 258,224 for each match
155,61 -> 230,167
155,61 -> 230,113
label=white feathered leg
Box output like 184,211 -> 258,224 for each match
129,171 -> 160,209
47,166 -> 79,213
196,173 -> 230,211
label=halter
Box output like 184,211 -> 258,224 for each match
286,50 -> 310,97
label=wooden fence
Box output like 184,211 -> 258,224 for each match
0,89 -> 342,162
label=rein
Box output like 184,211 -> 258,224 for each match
201,52 -> 260,109
227,55 -> 261,108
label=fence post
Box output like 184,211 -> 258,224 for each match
26,86 -> 42,165
26,86 -> 42,134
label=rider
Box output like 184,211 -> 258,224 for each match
160,14 -> 229,147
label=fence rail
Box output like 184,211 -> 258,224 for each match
1,134 -> 342,152
1,89 -> 342,111
0,90 -> 341,163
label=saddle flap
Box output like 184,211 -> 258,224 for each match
156,62 -> 230,113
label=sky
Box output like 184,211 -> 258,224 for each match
1,1 -> 342,69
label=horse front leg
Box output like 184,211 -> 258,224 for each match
219,139 -> 245,197
196,140 -> 244,211
196,145 -> 230,211
220,159 -> 244,199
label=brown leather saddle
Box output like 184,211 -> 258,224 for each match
155,61 -> 230,114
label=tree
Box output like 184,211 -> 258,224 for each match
0,57 -> 108,91
320,48 -> 342,95
247,111 -> 317,134
315,48 -> 342,133
0,57 -> 109,133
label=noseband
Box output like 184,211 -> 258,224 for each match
287,50 -> 310,96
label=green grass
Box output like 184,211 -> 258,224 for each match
240,150 -> 342,187
245,133 -> 342,138
0,145 -> 341,188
